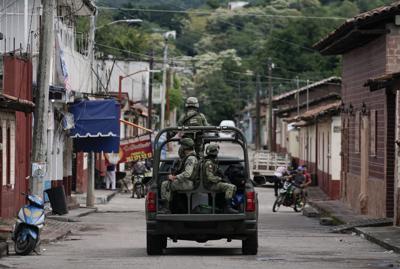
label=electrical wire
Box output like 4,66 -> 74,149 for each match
96,6 -> 347,20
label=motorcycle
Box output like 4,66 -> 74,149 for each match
12,193 -> 45,255
272,180 -> 306,212
132,173 -> 146,199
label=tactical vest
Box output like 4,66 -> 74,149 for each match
176,153 -> 199,182
181,111 -> 205,126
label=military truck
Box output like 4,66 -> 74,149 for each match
145,126 -> 258,255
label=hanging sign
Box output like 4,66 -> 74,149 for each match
117,134 -> 153,163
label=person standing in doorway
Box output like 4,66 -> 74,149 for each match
106,164 -> 116,190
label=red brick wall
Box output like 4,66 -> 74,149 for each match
341,24 -> 399,218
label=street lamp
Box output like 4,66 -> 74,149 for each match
160,31 -> 176,130
118,69 -> 161,100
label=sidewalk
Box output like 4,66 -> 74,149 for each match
0,189 -> 119,256
307,186 -> 399,253
72,189 -> 118,205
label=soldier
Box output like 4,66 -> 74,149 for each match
177,97 -> 209,126
177,97 -> 209,156
204,144 -> 238,214
159,138 -> 199,213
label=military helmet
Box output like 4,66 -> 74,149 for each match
185,97 -> 199,108
206,144 -> 219,156
180,137 -> 195,150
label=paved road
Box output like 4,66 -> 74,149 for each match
1,188 -> 399,269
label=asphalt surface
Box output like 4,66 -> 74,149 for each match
1,144 -> 399,268
0,188 -> 399,269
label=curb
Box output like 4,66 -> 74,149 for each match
47,208 -> 97,223
41,230 -> 72,244
354,228 -> 400,253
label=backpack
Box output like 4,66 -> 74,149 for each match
224,163 -> 246,187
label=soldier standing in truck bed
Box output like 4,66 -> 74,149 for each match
177,97 -> 209,156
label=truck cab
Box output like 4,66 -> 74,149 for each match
145,126 -> 258,255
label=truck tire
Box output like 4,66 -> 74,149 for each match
146,232 -> 165,255
242,231 -> 258,255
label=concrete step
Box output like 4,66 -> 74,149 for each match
73,190 -> 118,205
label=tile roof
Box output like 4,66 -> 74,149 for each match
314,1 -> 400,54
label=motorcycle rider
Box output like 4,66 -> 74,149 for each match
131,160 -> 148,198
292,166 -> 311,202
273,166 -> 288,197
159,138 -> 199,213
204,144 -> 238,214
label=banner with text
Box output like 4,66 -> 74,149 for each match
118,134 -> 153,163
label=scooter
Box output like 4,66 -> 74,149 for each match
12,193 -> 45,255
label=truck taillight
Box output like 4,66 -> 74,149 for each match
245,191 -> 256,212
146,192 -> 156,212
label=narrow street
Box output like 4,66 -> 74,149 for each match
0,187 -> 398,269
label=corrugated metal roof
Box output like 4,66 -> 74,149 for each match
273,77 -> 341,102
314,1 -> 400,53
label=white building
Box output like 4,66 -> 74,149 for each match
228,1 -> 249,10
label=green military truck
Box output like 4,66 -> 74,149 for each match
145,126 -> 258,255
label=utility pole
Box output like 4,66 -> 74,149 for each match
306,79 -> 310,111
86,12 -> 97,207
267,58 -> 274,152
31,0 -> 54,196
255,74 -> 261,150
166,67 -> 173,127
161,39 -> 168,130
147,50 -> 154,129
296,76 -> 300,116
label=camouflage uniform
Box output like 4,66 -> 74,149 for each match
204,159 -> 236,199
204,144 -> 238,213
161,139 -> 198,202
177,97 -> 209,155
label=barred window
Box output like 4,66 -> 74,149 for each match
370,110 -> 377,157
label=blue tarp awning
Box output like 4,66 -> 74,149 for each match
69,99 -> 120,153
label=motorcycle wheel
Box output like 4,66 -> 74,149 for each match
15,233 -> 37,256
294,195 -> 307,212
272,196 -> 283,212
135,184 -> 143,199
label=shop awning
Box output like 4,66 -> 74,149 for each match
69,99 -> 120,153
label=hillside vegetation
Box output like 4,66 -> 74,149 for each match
92,0 -> 395,124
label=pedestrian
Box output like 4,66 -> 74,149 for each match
203,144 -> 238,214
159,138 -> 198,213
106,164 -> 116,190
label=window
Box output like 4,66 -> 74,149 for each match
355,111 -> 360,154
0,56 -> 3,92
6,127 -> 10,185
0,113 -> 15,186
370,110 -> 377,157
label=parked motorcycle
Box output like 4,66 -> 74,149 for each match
272,180 -> 306,212
12,193 -> 45,255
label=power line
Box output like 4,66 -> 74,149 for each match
96,6 -> 347,20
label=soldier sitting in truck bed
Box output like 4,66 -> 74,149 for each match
203,144 -> 238,214
159,138 -> 199,214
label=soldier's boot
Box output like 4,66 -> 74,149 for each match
158,199 -> 171,214
224,199 -> 238,214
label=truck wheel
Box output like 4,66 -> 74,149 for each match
242,231 -> 258,255
146,233 -> 165,255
